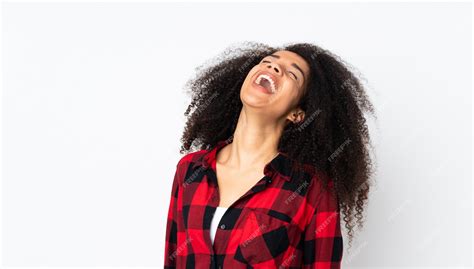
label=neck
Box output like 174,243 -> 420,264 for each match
218,107 -> 285,171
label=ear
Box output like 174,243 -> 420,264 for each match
286,107 -> 305,124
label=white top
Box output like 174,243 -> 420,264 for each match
210,206 -> 228,245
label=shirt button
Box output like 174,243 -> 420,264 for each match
267,179 -> 272,183
219,224 -> 226,229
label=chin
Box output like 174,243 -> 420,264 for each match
240,90 -> 272,108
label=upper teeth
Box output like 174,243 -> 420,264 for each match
256,74 -> 276,93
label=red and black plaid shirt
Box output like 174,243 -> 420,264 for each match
164,139 -> 343,269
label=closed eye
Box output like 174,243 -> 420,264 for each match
288,71 -> 297,80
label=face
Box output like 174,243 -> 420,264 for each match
240,50 -> 310,125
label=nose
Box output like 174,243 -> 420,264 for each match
266,62 -> 281,75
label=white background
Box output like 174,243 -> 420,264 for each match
1,1 -> 472,268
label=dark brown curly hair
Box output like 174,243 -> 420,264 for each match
179,41 -> 376,248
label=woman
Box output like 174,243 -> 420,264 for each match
164,42 -> 375,269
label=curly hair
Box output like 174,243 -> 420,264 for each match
179,41 -> 376,248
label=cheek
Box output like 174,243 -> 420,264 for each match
278,82 -> 301,106
240,69 -> 257,92
263,82 -> 301,116
244,67 -> 259,82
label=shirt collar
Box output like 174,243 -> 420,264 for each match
192,138 -> 294,181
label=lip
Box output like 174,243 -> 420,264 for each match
252,70 -> 279,94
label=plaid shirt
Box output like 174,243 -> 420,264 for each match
164,139 -> 343,269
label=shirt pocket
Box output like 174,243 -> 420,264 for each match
233,208 -> 298,266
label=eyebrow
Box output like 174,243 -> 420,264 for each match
267,54 -> 306,82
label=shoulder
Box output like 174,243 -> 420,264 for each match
293,161 -> 337,211
175,148 -> 208,171
283,159 -> 338,226
170,149 -> 208,187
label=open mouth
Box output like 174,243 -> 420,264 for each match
254,73 -> 277,94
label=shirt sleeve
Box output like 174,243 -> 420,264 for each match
302,180 -> 343,269
164,164 -> 181,269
